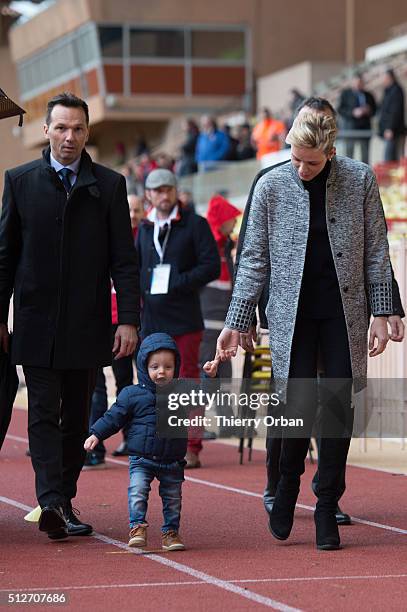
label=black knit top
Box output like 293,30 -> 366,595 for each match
298,161 -> 343,318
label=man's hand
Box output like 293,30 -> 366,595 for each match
84,434 -> 99,451
113,324 -> 138,360
368,317 -> 389,357
216,327 -> 240,361
239,325 -> 257,353
388,315 -> 404,342
384,129 -> 394,141
0,323 -> 9,353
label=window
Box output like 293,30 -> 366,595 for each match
191,30 -> 245,60
98,26 -> 123,58
130,29 -> 184,58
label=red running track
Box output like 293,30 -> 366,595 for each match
1,407 -> 407,611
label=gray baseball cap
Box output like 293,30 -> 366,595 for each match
145,168 -> 177,189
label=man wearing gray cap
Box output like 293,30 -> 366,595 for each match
137,169 -> 220,467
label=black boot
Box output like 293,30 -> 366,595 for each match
264,437 -> 281,515
335,504 -> 351,525
268,436 -> 308,541
268,481 -> 299,541
315,507 -> 341,550
263,486 -> 276,515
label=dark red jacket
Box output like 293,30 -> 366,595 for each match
206,195 -> 240,283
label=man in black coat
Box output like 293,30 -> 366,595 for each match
137,168 -> 220,467
0,92 -> 140,539
378,68 -> 406,162
337,73 -> 376,164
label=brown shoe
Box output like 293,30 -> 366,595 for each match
162,530 -> 185,551
185,451 -> 201,469
128,524 -> 147,547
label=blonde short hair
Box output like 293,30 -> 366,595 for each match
286,111 -> 337,155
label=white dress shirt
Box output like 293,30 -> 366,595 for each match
50,153 -> 81,189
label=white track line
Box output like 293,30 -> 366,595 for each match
1,574 -> 407,595
5,434 -> 28,444
5,434 -> 407,535
0,496 -> 301,612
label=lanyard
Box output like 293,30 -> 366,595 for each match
153,223 -> 171,263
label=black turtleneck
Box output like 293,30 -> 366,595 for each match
298,161 -> 343,318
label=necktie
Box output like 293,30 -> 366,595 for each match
158,223 -> 169,246
59,168 -> 73,193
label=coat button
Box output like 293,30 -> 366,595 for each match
337,252 -> 342,257
330,217 -> 336,223
343,286 -> 349,292
55,217 -> 62,225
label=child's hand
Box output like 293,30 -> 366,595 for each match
84,434 -> 99,451
203,357 -> 220,378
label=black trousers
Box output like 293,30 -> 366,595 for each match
345,137 -> 370,165
23,366 -> 97,507
89,357 -> 134,456
266,315 -> 353,505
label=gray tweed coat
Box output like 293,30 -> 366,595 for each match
225,156 -> 393,392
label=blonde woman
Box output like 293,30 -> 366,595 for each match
217,110 -> 395,550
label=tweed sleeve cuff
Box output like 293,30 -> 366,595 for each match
368,282 -> 393,316
225,297 -> 257,332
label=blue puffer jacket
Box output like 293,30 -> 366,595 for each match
90,333 -> 187,462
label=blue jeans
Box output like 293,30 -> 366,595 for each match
128,456 -> 184,533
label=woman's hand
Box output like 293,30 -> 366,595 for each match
368,317 -> 389,357
388,315 -> 405,342
239,325 -> 257,353
84,434 -> 99,451
216,328 -> 240,361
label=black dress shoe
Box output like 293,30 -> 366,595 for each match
112,441 -> 129,457
335,504 -> 352,525
64,505 -> 93,536
268,487 -> 299,541
315,509 -> 341,551
38,505 -> 68,540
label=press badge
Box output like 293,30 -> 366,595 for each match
150,264 -> 171,294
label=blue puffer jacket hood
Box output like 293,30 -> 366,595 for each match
90,332 -> 187,462
136,333 -> 181,390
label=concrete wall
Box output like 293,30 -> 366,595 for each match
257,61 -> 346,115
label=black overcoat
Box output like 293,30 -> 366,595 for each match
0,148 -> 140,368
136,206 -> 220,336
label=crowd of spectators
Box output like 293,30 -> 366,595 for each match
116,109 -> 284,194
117,66 -> 405,200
